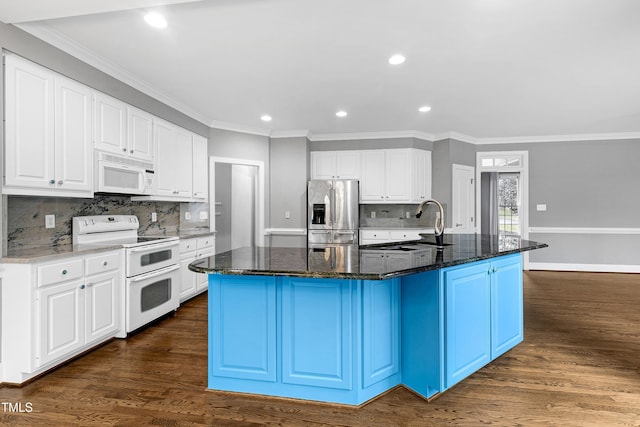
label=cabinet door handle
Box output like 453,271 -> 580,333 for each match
80,284 -> 85,289
122,148 -> 127,152
103,261 -> 108,266
57,180 -> 63,185
130,150 -> 134,154
49,179 -> 55,185
61,269 -> 68,275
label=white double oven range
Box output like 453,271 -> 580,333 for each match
72,215 -> 180,334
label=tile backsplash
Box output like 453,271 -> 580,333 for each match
359,203 -> 446,228
5,194 -> 199,250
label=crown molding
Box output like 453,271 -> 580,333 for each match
208,119 -> 271,137
476,131 -> 640,145
270,130 -> 311,139
309,130 -> 434,142
15,22 -> 212,126
432,131 -> 477,144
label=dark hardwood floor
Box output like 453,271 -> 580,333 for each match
1,271 -> 639,426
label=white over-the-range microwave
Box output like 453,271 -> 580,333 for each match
95,151 -> 155,195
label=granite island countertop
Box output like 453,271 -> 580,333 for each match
189,234 -> 548,280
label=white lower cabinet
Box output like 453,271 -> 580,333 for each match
0,249 -> 123,384
179,235 -> 215,302
360,229 -> 428,245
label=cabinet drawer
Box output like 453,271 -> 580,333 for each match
180,238 -> 197,253
38,259 -> 84,287
389,230 -> 419,241
197,236 -> 214,250
85,251 -> 120,276
360,230 -> 390,241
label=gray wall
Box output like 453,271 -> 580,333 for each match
269,137 -> 309,247
479,138 -> 640,268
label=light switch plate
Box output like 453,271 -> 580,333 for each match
199,211 -> 208,220
536,204 -> 547,211
185,212 -> 192,220
45,214 -> 55,229
151,212 -> 158,222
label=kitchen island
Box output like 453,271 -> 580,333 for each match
189,234 -> 547,405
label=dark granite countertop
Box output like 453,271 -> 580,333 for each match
189,234 -> 548,280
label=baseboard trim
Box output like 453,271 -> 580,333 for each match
264,228 -> 307,236
528,262 -> 640,274
529,227 -> 640,235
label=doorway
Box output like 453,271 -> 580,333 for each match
210,157 -> 265,253
480,172 -> 521,236
476,151 -> 529,267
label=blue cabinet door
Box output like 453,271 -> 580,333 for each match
209,275 -> 277,383
362,278 -> 400,389
281,278 -> 354,390
491,254 -> 523,359
443,262 -> 491,389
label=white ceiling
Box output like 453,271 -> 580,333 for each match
3,0 -> 640,140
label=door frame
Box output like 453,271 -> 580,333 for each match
475,151 -> 530,269
210,156 -> 265,247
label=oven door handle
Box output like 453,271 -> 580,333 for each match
128,240 -> 178,253
130,264 -> 180,282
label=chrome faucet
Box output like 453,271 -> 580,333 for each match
415,199 -> 445,248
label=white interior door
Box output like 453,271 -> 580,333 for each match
452,164 -> 476,233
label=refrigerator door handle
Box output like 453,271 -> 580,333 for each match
330,186 -> 336,227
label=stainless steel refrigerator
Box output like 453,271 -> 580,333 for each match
307,179 -> 359,247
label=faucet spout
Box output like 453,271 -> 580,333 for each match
415,199 -> 445,247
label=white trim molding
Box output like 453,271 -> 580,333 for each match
265,228 -> 307,236
529,227 -> 640,235
528,262 -> 640,274
476,132 -> 640,145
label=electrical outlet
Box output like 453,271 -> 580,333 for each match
285,211 -> 290,219
45,214 -> 55,229
371,211 -> 376,219
185,212 -> 192,220
199,211 -> 208,220
536,204 -> 547,211
405,211 -> 411,219
151,212 -> 158,222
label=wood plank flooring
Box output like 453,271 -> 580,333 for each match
1,271 -> 639,426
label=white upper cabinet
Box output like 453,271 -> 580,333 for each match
192,134 -> 208,200
359,148 -> 431,204
94,95 -> 154,162
154,119 -> 193,199
360,150 -> 386,201
411,149 -> 432,202
4,54 -> 92,197
54,76 -> 94,194
311,150 -> 360,180
94,93 -> 127,155
127,106 -> 154,162
360,149 -> 411,202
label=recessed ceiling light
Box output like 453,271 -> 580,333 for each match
388,54 -> 406,65
144,12 -> 167,29
260,115 -> 272,122
336,110 -> 348,118
418,105 -> 432,113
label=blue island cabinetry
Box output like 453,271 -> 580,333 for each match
208,275 -> 401,405
206,253 -> 523,405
